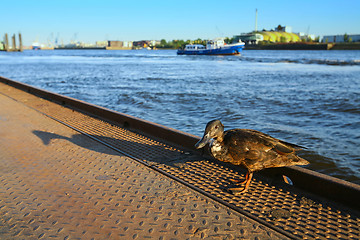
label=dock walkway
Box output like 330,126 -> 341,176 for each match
0,78 -> 359,239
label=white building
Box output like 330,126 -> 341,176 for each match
298,32 -> 316,41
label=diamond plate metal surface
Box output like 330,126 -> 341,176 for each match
1,81 -> 360,239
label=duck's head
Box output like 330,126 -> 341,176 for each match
195,120 -> 224,149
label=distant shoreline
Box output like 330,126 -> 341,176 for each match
18,42 -> 360,51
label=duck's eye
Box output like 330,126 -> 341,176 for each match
214,125 -> 219,129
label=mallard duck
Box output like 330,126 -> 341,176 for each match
195,120 -> 309,194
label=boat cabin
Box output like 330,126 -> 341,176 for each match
184,44 -> 206,50
207,38 -> 226,49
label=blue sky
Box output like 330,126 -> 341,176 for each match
1,0 -> 360,46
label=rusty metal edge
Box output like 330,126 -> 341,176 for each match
1,75 -> 360,212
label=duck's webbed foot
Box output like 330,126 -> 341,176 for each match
227,186 -> 248,194
227,172 -> 253,195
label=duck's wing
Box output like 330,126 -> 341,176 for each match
241,129 -> 306,152
223,129 -> 274,165
224,129 -> 308,171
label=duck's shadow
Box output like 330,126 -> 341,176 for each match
32,130 -> 202,167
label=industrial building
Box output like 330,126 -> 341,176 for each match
322,34 -> 360,43
106,40 -> 133,50
234,25 -> 301,45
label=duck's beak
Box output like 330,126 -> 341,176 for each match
195,132 -> 211,149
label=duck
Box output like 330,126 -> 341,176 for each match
195,120 -> 309,194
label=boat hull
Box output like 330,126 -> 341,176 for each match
177,43 -> 244,55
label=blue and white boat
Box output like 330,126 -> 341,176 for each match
177,38 -> 245,55
32,42 -> 41,50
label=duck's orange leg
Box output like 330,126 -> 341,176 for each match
228,172 -> 253,194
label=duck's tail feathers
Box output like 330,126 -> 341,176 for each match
289,155 -> 310,166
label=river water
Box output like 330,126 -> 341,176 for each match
1,49 -> 359,184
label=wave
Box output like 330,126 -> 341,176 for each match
243,56 -> 360,66
301,58 -> 360,66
